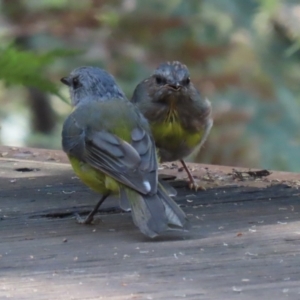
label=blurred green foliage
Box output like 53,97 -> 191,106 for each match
0,45 -> 76,103
0,0 -> 299,171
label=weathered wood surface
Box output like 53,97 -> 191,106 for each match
1,147 -> 300,300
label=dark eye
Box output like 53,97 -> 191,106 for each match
72,77 -> 81,89
183,77 -> 190,85
155,76 -> 167,85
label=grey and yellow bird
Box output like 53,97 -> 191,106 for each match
61,66 -> 190,238
131,61 -> 213,189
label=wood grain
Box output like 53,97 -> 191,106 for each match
1,155 -> 300,299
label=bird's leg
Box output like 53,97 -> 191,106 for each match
180,160 -> 203,191
76,193 -> 110,224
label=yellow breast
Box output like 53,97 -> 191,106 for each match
151,112 -> 204,150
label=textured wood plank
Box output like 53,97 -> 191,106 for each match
1,156 -> 300,299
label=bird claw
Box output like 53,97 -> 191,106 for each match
74,194 -> 108,225
180,159 -> 205,191
74,213 -> 94,225
188,179 -> 206,191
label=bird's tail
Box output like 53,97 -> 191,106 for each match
118,179 -> 177,212
121,183 -> 190,238
157,183 -> 190,231
158,179 -> 177,197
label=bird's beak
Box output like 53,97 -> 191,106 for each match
60,77 -> 71,86
167,83 -> 181,91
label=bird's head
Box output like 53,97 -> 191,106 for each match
151,61 -> 191,101
61,66 -> 125,106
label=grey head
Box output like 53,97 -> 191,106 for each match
61,66 -> 126,106
154,60 -> 190,89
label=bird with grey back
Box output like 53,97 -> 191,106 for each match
131,61 -> 213,189
61,66 -> 190,238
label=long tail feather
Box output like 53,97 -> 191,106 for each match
118,179 -> 177,212
158,179 -> 177,197
118,188 -> 131,211
124,189 -> 168,238
158,183 -> 190,230
121,184 -> 190,238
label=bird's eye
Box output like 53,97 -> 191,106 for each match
72,77 -> 81,89
183,77 -> 190,85
155,76 -> 166,85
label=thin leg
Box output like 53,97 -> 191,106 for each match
180,159 -> 202,191
76,193 -> 110,224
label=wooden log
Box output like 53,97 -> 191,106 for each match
1,146 -> 300,299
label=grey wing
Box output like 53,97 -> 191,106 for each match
197,98 -> 213,149
62,114 -> 158,195
131,81 -> 147,104
62,114 -> 85,159
190,98 -> 213,156
130,125 -> 158,191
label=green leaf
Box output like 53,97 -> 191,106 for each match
0,45 -> 78,104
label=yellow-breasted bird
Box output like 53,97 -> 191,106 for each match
61,66 -> 190,238
131,61 -> 213,189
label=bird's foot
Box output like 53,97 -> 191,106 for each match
180,159 -> 206,191
75,213 -> 94,224
188,179 -> 206,191
74,193 -> 109,225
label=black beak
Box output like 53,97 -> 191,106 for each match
60,77 -> 70,86
168,83 -> 181,91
